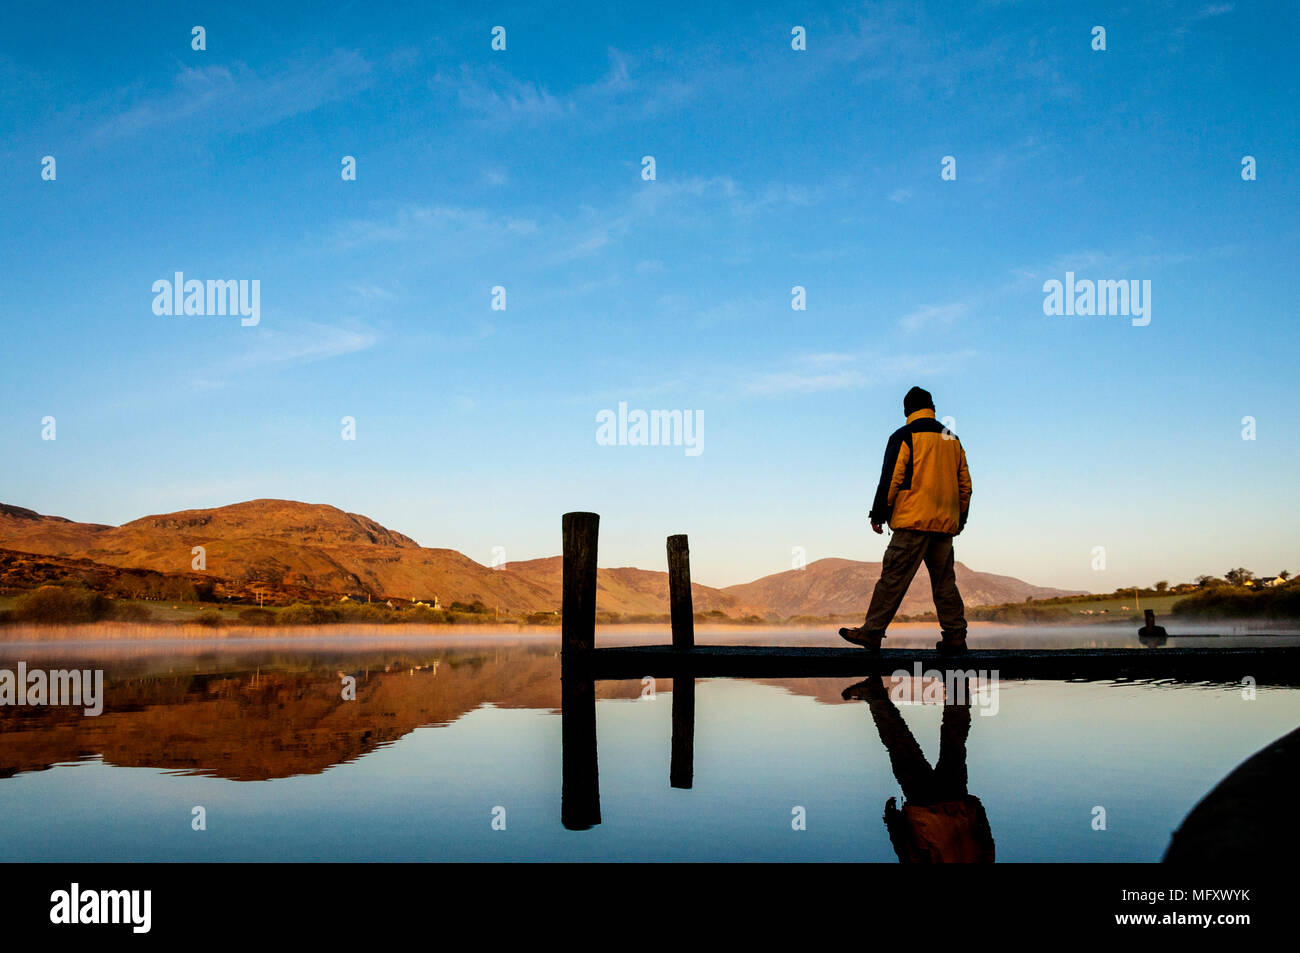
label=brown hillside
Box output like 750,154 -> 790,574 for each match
0,500 -> 1079,616
721,557 -> 1082,618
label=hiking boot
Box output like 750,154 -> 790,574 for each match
935,639 -> 968,657
839,626 -> 884,653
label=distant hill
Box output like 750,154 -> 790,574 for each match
0,499 -> 1080,617
721,557 -> 1083,618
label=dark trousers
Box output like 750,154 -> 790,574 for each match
864,529 -> 967,640
861,675 -> 970,803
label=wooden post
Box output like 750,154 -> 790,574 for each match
670,673 -> 695,789
561,661 -> 601,830
562,512 -> 600,655
667,534 -> 695,650
561,511 -> 601,829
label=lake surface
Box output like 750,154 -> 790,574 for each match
2,626 -> 1297,862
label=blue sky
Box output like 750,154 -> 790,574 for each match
1,1 -> 1296,591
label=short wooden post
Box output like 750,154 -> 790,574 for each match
562,512 -> 600,656
667,534 -> 695,650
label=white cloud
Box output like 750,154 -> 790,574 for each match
899,302 -> 967,332
429,48 -> 696,128
742,350 -> 973,396
329,204 -> 538,251
230,321 -> 376,370
88,51 -> 372,143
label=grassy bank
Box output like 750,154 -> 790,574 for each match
1170,584 -> 1300,619
7,578 -> 1297,633
0,587 -> 541,628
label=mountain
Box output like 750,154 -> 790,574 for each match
721,557 -> 1082,618
0,500 -> 1080,617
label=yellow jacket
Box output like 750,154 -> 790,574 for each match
869,409 -> 972,534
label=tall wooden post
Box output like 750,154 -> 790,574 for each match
562,512 -> 600,655
670,673 -> 695,789
561,512 -> 601,829
667,534 -> 695,651
561,664 -> 601,830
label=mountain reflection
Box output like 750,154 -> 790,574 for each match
0,645 -> 657,781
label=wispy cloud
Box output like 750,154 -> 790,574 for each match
742,350 -> 975,396
86,51 -> 372,144
328,204 -> 538,252
899,302 -> 968,332
1012,247 -> 1207,287
553,173 -> 823,263
203,321 -> 376,382
430,47 -> 696,128
746,364 -> 870,396
1169,2 -> 1235,47
814,2 -> 1080,103
346,283 -> 398,301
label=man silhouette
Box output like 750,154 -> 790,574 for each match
842,674 -> 995,863
1138,609 -> 1169,647
840,386 -> 972,655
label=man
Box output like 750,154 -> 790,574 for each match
1138,609 -> 1169,647
840,386 -> 972,655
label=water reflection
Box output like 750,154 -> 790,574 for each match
0,643 -> 587,780
1,636 -> 1297,862
843,675 -> 994,863
562,663 -> 998,861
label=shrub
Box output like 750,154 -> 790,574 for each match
9,585 -> 110,623
193,609 -> 224,627
277,602 -> 342,625
405,606 -> 447,624
970,604 -> 1073,624
237,607 -> 276,626
1172,584 -> 1300,619
449,600 -> 489,614
524,611 -> 561,626
110,601 -> 154,622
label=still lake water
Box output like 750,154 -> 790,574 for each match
1,625 -> 1297,862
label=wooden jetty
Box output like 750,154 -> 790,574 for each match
560,512 -> 1300,685
557,512 -> 1300,831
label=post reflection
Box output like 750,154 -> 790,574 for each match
559,658 -> 600,831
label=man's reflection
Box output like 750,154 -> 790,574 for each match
842,674 -> 995,863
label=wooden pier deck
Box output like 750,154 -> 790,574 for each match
574,644 -> 1300,683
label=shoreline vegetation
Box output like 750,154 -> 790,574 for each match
1,573 -> 1297,633
0,619 -> 936,642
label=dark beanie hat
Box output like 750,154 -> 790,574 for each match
903,386 -> 935,415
